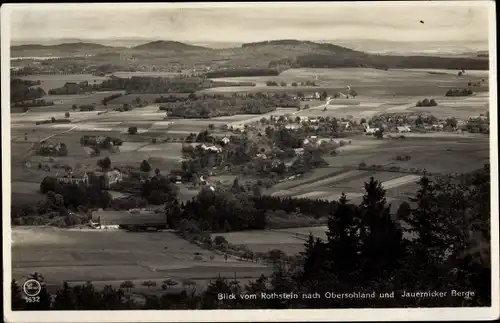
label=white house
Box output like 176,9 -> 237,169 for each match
294,148 -> 305,155
104,169 -> 123,187
397,126 -> 411,133
57,172 -> 89,185
340,121 -> 351,130
221,137 -> 231,145
202,144 -> 222,153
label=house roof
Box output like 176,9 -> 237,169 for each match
92,211 -> 166,226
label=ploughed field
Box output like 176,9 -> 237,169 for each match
11,227 -> 271,294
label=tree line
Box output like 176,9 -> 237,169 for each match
11,78 -> 46,103
204,68 -> 280,78
160,92 -> 299,118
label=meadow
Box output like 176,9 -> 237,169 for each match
202,68 -> 489,97
19,74 -> 109,93
12,227 -> 270,292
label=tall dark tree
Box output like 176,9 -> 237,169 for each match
11,280 -> 25,310
406,176 -> 445,264
358,177 -> 406,282
140,160 -> 152,172
201,275 -> 234,309
52,282 -> 75,310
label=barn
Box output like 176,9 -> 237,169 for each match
91,210 -> 167,231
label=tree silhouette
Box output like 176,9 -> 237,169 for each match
201,275 -> 233,309
140,160 -> 152,172
11,280 -> 25,310
52,282 -> 75,310
374,129 -> 384,139
120,280 -> 135,292
97,157 -> 111,170
141,281 -> 157,290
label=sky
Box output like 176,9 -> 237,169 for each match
7,2 -> 491,45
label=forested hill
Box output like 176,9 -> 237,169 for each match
10,39 -> 489,71
131,40 -> 210,51
11,42 -> 118,52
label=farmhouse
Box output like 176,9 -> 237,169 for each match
64,82 -> 82,94
57,172 -> 89,185
221,136 -> 231,145
91,209 -> 167,231
105,169 -> 123,187
397,126 -> 411,133
201,144 -> 223,153
294,148 -> 305,155
340,121 -> 351,130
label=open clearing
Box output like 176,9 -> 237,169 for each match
12,227 -> 270,291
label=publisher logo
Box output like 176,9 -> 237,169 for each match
23,279 -> 41,297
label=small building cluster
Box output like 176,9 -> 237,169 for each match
56,169 -> 123,189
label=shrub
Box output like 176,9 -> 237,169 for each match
214,236 -> 229,247
140,160 -> 152,172
128,127 -> 138,135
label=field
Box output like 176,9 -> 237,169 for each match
267,133 -> 489,214
211,229 -> 313,255
202,68 -> 489,97
19,74 -> 110,93
12,227 -> 272,294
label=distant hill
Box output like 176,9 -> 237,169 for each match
10,39 -> 489,71
242,39 -> 358,53
11,42 -> 116,52
131,40 -> 210,51
11,42 -> 122,59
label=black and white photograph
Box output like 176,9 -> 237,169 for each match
2,2 -> 498,322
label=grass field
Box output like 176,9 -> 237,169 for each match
19,74 -> 109,93
268,132 -> 489,211
12,227 -> 271,292
202,68 -> 489,97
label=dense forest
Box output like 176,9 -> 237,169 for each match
12,165 -> 491,309
160,92 -> 299,118
10,78 -> 46,103
295,54 -> 489,70
47,76 -> 212,94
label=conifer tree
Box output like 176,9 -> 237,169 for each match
358,177 -> 406,281
52,282 -> 75,310
11,280 -> 25,310
406,176 -> 445,264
